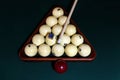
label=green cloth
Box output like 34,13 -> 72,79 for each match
0,0 -> 120,80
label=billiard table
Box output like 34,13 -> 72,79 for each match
0,0 -> 120,80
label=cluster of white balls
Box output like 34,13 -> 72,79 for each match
24,7 -> 91,58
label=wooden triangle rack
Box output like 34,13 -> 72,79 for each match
19,5 -> 96,61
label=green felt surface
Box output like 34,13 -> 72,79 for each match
0,0 -> 120,80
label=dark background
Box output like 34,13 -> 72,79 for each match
0,0 -> 120,80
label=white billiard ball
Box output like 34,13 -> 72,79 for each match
24,44 -> 37,57
60,34 -> 70,46
65,44 -> 77,57
46,16 -> 57,27
39,25 -> 51,36
52,44 -> 64,57
65,24 -> 76,36
38,44 -> 51,57
52,7 -> 64,18
52,24 -> 62,36
58,16 -> 68,25
78,44 -> 91,57
46,33 -> 56,46
32,34 -> 44,46
71,34 -> 84,46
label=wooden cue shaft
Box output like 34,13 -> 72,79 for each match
57,0 -> 78,43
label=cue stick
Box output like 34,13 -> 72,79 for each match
57,0 -> 78,43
